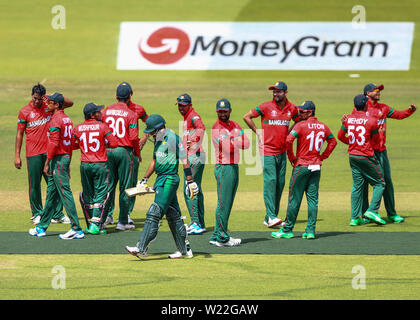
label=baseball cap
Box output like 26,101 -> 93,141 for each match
298,101 -> 316,111
116,83 -> 132,99
83,103 -> 104,118
176,93 -> 192,105
354,94 -> 369,109
268,81 -> 288,91
144,114 -> 166,133
216,98 -> 231,111
46,92 -> 64,105
118,82 -> 133,94
363,83 -> 384,94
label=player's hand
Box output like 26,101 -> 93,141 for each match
409,104 -> 417,112
138,178 -> 148,188
186,181 -> 199,199
14,156 -> 22,169
43,164 -> 50,176
341,114 -> 349,124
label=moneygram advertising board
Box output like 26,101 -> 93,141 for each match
117,22 -> 414,70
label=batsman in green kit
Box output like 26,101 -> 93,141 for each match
125,114 -> 199,259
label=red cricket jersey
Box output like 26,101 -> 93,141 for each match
73,119 -> 118,163
287,117 -> 336,166
182,107 -> 206,157
102,102 -> 140,156
46,110 -> 74,160
212,119 -> 250,164
128,101 -> 148,123
17,99 -> 51,157
250,99 -> 298,155
338,110 -> 379,157
354,100 -> 415,152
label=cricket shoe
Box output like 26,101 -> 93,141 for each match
209,237 -> 241,247
388,215 -> 405,223
125,246 -> 147,260
104,215 -> 114,226
116,222 -> 135,231
51,216 -> 71,224
363,211 -> 386,225
302,232 -> 315,239
349,217 -> 369,226
168,248 -> 194,259
271,229 -> 294,239
59,229 -> 85,240
84,223 -> 107,235
187,223 -> 206,235
32,215 -> 41,225
128,215 -> 134,225
29,226 -> 46,237
264,217 -> 284,228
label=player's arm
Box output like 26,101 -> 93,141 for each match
243,108 -> 263,144
71,133 -> 80,150
320,132 -> 337,161
387,104 -> 417,119
105,130 -> 118,149
337,125 -> 349,145
286,133 -> 297,166
14,128 -> 25,169
188,116 -> 206,152
231,127 -> 250,150
128,119 -> 140,157
44,126 -> 61,176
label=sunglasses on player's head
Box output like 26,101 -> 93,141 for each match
373,88 -> 380,92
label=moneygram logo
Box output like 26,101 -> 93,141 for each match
138,27 -> 190,64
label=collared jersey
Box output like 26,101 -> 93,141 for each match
250,98 -> 298,155
288,117 -> 334,166
182,107 -> 206,157
102,102 -> 139,153
17,99 -> 51,157
339,110 -> 379,157
73,119 -> 116,163
153,129 -> 187,177
47,110 -> 74,159
212,119 -> 250,164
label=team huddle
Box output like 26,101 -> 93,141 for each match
15,80 -> 417,259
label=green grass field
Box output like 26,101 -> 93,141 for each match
1,0 -> 420,301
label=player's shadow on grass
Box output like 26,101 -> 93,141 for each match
315,231 -> 356,239
242,237 -> 271,244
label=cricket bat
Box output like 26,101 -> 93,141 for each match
125,183 -> 155,197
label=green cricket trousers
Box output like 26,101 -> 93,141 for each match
210,164 -> 239,243
26,153 -> 64,219
361,150 -> 397,218
350,155 -> 385,220
283,165 -> 320,234
261,153 -> 286,221
105,146 -> 134,225
183,152 -> 206,228
80,162 -> 110,225
37,154 -> 82,231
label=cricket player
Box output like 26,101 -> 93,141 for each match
105,82 -> 149,226
342,83 -> 417,222
271,101 -> 337,239
29,93 -> 84,239
338,94 -> 386,225
125,114 -> 199,259
102,83 -> 140,231
176,93 -> 207,235
243,81 -> 299,228
72,103 -> 118,235
210,99 -> 250,247
15,84 -> 72,224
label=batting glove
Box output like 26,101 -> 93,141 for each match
186,181 -> 199,199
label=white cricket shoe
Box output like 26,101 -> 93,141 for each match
209,237 -> 241,247
32,215 -> 41,225
128,215 -> 134,225
168,248 -> 194,259
263,217 -> 284,228
29,226 -> 46,237
51,216 -> 71,224
116,222 -> 135,231
104,215 -> 114,226
125,246 -> 147,259
58,229 -> 85,240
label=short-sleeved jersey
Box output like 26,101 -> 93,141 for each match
128,101 -> 148,123
46,110 -> 74,159
250,99 -> 298,155
212,119 -> 250,165
102,102 -> 139,152
289,117 -> 334,166
354,100 -> 414,152
339,110 -> 379,157
153,129 -> 187,177
182,107 -> 206,157
17,99 -> 51,157
73,119 -> 115,163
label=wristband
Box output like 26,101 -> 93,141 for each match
184,167 -> 192,177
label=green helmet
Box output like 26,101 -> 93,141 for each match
144,114 -> 166,133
